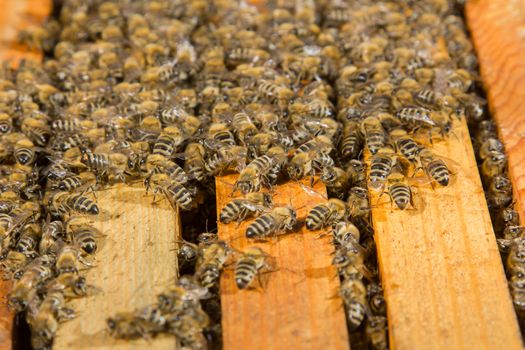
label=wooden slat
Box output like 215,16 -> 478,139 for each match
466,0 -> 525,226
0,1 -> 52,349
216,175 -> 350,350
370,118 -> 523,350
54,184 -> 180,349
0,0 -> 52,64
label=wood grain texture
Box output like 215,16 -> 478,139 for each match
0,1 -> 52,349
54,184 -> 179,349
369,118 -> 523,350
0,0 -> 52,64
466,0 -> 525,226
216,175 -> 350,350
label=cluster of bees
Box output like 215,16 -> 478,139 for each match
0,0 -> 502,348
473,118 -> 525,324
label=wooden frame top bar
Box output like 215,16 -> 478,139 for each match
216,175 -> 350,350
370,118 -> 523,350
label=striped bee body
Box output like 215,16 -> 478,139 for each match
219,193 -> 272,224
165,182 -> 193,210
369,154 -> 395,183
52,119 -> 81,133
234,247 -> 267,289
14,139 -> 37,166
245,207 -> 296,239
306,199 -> 347,231
340,122 -> 362,160
71,226 -> 100,255
389,182 -> 412,210
54,175 -> 83,192
395,135 -> 420,162
340,278 -> 367,330
81,153 -> 111,172
425,159 -> 450,186
396,107 -> 435,128
152,134 -> 178,158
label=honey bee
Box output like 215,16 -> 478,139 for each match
257,80 -> 294,109
232,112 -> 257,144
381,171 -> 414,210
47,192 -> 100,216
28,290 -> 76,350
146,173 -> 194,211
333,221 -> 360,249
107,307 -> 161,340
288,151 -> 335,181
366,316 -> 388,350
66,217 -> 103,255
390,128 -> 420,162
360,117 -> 386,155
367,282 -> 387,316
306,199 -> 347,231
481,151 -> 507,181
487,175 -> 513,210
235,246 -> 270,289
321,166 -> 350,197
339,276 -> 367,330
246,207 -> 297,239
220,192 -> 273,224
234,148 -> 287,194
196,241 -> 231,290
479,138 -> 504,160
347,186 -> 370,222
152,126 -> 185,158
184,143 -> 207,182
15,223 -> 42,257
417,148 -> 450,186
339,121 -> 362,160
369,146 -> 399,185
46,272 -> 89,298
80,152 -> 126,183
9,258 -> 54,310
205,145 -> 248,176
14,138 -> 38,166
396,106 -> 436,130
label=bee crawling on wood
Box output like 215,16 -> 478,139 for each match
306,198 -> 347,231
245,206 -> 297,240
234,246 -> 272,290
377,170 -> 415,211
219,192 -> 273,224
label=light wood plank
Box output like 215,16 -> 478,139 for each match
370,118 -> 523,350
466,0 -> 525,226
216,175 -> 350,350
54,184 -> 180,349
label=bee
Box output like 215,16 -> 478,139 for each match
390,128 -> 420,162
246,207 -> 297,239
177,240 -> 199,267
369,146 -> 398,185
67,218 -> 103,255
339,276 -> 367,330
232,112 -> 257,144
481,151 -> 507,181
147,173 -> 194,211
367,283 -> 387,316
479,138 -> 504,160
9,259 -> 54,310
347,186 -> 370,222
235,246 -> 270,289
288,151 -> 334,181
46,272 -> 89,298
306,199 -> 347,231
28,290 -> 76,350
360,117 -> 386,155
47,192 -> 100,216
234,149 -> 286,194
321,166 -> 350,197
366,316 -> 388,350
417,148 -> 450,186
333,221 -> 360,249
184,143 -> 207,182
205,145 -> 248,176
14,138 -> 38,166
152,126 -> 185,158
494,207 -> 520,234
220,192 -> 273,224
206,123 -> 236,149
51,171 -> 96,192
228,48 -> 270,65
396,106 -> 436,130
107,308 -> 156,340
56,243 -> 86,275
339,121 -> 362,160
15,223 -> 42,257
296,135 -> 334,155
257,80 -> 294,109
80,152 -> 126,182
196,241 -> 231,290
0,113 -> 12,134
487,175 -> 513,209
382,171 -> 414,210
166,312 -> 209,349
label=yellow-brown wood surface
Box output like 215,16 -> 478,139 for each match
370,118 -> 523,350
0,0 -> 52,63
466,1 -> 525,226
54,184 -> 179,349
216,175 -> 350,350
0,1 -> 51,349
